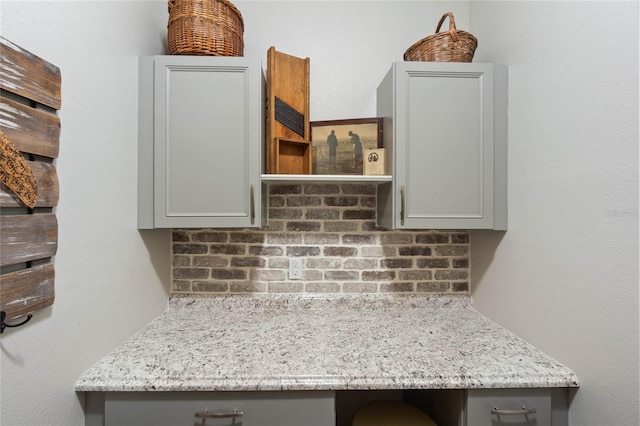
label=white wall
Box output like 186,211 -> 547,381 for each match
0,2 -> 171,425
236,0 -> 470,120
469,2 -> 639,426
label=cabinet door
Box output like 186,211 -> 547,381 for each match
377,62 -> 506,230
466,389 -> 551,426
104,391 -> 335,426
152,56 -> 263,228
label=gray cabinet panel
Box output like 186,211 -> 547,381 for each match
377,62 -> 507,230
104,391 -> 335,426
404,70 -> 488,220
139,56 -> 264,229
466,389 -> 552,426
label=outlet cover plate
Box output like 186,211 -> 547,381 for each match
289,258 -> 303,280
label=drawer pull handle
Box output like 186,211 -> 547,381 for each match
491,405 -> 537,416
195,408 -> 243,424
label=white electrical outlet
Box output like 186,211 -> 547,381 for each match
289,258 -> 303,280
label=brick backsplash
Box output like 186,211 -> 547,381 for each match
171,184 -> 469,294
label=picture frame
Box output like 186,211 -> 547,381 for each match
310,117 -> 383,175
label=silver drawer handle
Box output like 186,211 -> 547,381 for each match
195,408 -> 244,425
491,405 -> 537,416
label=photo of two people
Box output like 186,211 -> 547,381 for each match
310,118 -> 382,175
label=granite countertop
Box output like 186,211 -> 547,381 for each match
75,294 -> 579,392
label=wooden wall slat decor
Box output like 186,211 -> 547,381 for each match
0,213 -> 58,267
0,263 -> 55,321
0,37 -> 62,110
0,37 -> 61,331
0,96 -> 61,158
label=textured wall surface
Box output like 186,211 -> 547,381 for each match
172,184 -> 470,294
469,2 -> 639,426
0,2 -> 171,426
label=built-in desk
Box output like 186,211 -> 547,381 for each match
76,294 -> 578,425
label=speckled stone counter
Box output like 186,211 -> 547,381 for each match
75,294 -> 578,392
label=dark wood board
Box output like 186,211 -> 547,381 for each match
0,213 -> 58,267
0,37 -> 61,110
0,263 -> 55,321
0,96 -> 61,158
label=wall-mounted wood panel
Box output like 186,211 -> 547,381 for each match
0,36 -> 60,330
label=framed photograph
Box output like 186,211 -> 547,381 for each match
310,118 -> 383,175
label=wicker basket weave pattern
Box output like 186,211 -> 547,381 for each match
404,12 -> 477,62
168,0 -> 244,56
0,130 -> 37,209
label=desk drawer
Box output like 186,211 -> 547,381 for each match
466,389 -> 551,426
104,391 -> 335,426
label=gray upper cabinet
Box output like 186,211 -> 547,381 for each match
376,62 -> 507,230
138,56 -> 264,229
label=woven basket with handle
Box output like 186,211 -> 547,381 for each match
404,12 -> 477,62
167,0 -> 244,56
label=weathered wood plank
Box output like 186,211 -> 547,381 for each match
0,262 -> 54,320
0,96 -> 60,158
0,161 -> 59,208
0,213 -> 57,267
0,37 -> 61,110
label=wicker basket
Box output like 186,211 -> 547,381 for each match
404,12 -> 477,62
167,0 -> 244,56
